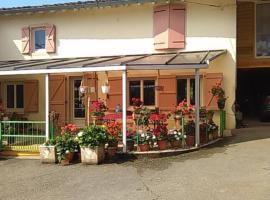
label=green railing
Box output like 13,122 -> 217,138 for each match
0,121 -> 46,152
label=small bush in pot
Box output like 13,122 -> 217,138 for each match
136,130 -> 153,152
39,138 -> 57,164
55,124 -> 79,165
168,129 -> 185,148
152,124 -> 168,150
77,125 -> 108,164
105,121 -> 121,157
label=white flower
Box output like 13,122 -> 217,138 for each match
78,131 -> 83,137
65,150 -> 70,154
152,135 -> 156,139
141,133 -> 145,137
183,135 -> 187,139
174,131 -> 177,134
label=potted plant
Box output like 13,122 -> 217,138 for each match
211,82 -> 227,110
77,125 -> 108,164
55,124 -> 79,165
152,124 -> 168,150
168,129 -> 184,148
199,123 -> 208,144
184,120 -> 195,147
39,138 -> 57,163
105,121 -> 121,157
136,130 -> 152,152
91,99 -> 108,124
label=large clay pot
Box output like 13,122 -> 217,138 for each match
170,140 -> 182,148
61,152 -> 74,166
186,135 -> 195,147
138,144 -> 150,152
200,133 -> 208,144
80,146 -> 105,164
39,145 -> 57,163
157,140 -> 168,150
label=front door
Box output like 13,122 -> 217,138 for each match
70,77 -> 85,127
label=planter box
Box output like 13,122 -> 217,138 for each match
39,145 -> 57,163
80,146 -> 105,165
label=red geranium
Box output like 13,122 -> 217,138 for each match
61,123 -> 78,135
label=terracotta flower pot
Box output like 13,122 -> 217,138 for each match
61,152 -> 74,165
127,140 -> 135,152
138,144 -> 150,152
157,140 -> 167,150
200,134 -> 208,144
170,140 -> 182,148
186,135 -> 195,147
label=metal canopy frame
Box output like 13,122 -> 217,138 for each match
0,49 -> 226,153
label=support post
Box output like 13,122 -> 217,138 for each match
45,74 -> 50,141
195,69 -> 200,147
122,70 -> 127,153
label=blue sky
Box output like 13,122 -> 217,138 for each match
0,0 -> 84,8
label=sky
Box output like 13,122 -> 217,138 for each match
0,0 -> 85,8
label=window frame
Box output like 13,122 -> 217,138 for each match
31,26 -> 46,53
128,78 -> 157,109
4,82 -> 24,113
72,78 -> 86,120
255,2 -> 270,59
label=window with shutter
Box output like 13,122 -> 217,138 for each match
153,4 -> 186,50
45,25 -> 56,53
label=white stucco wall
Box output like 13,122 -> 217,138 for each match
0,0 -> 236,129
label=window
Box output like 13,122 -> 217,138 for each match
73,79 -> 85,118
129,80 -> 156,106
34,29 -> 46,50
256,4 -> 270,57
177,78 -> 195,105
6,83 -> 24,110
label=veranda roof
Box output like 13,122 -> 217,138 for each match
0,50 -> 226,75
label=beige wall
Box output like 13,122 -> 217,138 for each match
0,0 -> 236,129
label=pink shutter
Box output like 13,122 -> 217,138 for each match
158,76 -> 177,111
153,5 -> 170,49
45,25 -> 56,53
203,73 -> 223,110
107,78 -> 122,111
169,4 -> 185,49
24,80 -> 39,112
21,26 -> 30,54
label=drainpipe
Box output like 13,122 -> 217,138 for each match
122,69 -> 127,153
45,73 -> 50,141
195,68 -> 200,147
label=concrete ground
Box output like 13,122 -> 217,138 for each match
0,127 -> 270,200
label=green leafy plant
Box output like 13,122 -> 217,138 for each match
184,120 -> 195,136
55,133 -> 78,162
44,138 -> 56,146
77,125 -> 108,148
168,129 -> 185,142
135,130 -> 153,145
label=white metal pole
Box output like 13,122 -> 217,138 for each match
195,69 -> 200,147
45,73 -> 50,141
122,70 -> 127,153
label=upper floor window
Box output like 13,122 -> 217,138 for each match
34,29 -> 46,50
21,24 -> 56,54
177,78 -> 195,105
256,4 -> 270,57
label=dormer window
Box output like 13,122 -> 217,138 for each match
34,29 -> 46,50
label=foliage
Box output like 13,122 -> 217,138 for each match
184,120 -> 195,136
77,125 -> 108,148
152,124 -> 168,141
131,98 -> 143,108
207,122 -> 219,133
44,138 -> 56,146
55,133 -> 78,162
135,130 -> 153,145
105,121 -> 121,147
149,113 -> 168,125
211,82 -> 227,109
173,100 -> 195,116
60,124 -> 79,135
168,129 -> 186,142
133,107 -> 151,127
91,99 -> 108,117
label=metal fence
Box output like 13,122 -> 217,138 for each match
0,121 -> 46,152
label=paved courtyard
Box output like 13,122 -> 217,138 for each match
0,127 -> 270,200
